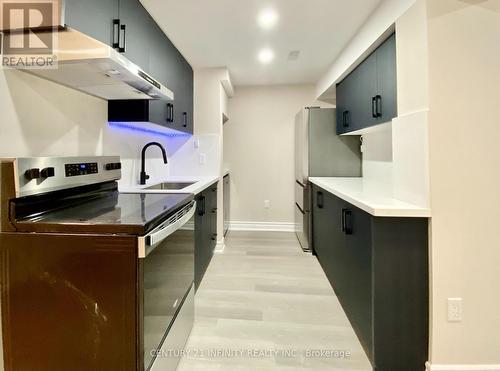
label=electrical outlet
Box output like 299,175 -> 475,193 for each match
447,298 -> 463,322
264,200 -> 271,209
199,153 -> 206,165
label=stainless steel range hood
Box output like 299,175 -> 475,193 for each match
23,28 -> 174,101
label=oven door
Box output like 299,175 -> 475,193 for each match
139,201 -> 196,371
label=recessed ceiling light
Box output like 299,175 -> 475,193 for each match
257,9 -> 278,30
258,48 -> 275,64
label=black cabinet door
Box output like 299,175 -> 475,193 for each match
376,33 -> 397,124
65,0 -> 119,47
352,51 -> 378,132
335,80 -> 350,134
208,185 -> 218,249
335,33 -> 396,134
194,194 -> 206,290
194,187 -> 218,290
149,20 -> 194,134
343,204 -> 373,361
312,186 -> 345,294
312,186 -> 329,261
336,51 -> 377,134
223,175 -> 230,236
177,60 -> 194,134
118,0 -> 152,72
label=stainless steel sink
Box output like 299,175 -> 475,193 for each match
144,182 -> 196,190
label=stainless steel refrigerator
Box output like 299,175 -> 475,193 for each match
295,107 -> 362,251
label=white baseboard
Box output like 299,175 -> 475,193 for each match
426,362 -> 500,371
229,221 -> 295,232
214,240 -> 225,253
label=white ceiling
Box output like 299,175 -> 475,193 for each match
140,0 -> 382,86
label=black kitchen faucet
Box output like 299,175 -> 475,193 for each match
140,142 -> 168,185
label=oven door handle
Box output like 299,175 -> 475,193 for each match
138,201 -> 196,258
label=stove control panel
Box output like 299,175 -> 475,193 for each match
13,156 -> 122,198
105,162 -> 122,171
65,162 -> 99,177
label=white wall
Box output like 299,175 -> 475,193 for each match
193,67 -> 233,247
360,126 -> 393,185
224,84 -> 320,227
426,0 -> 500,367
0,69 -> 196,185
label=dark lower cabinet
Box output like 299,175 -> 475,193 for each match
195,185 -> 218,290
312,184 -> 428,371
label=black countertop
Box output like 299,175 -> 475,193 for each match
14,191 -> 193,235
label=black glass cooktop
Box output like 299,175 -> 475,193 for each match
15,191 -> 194,235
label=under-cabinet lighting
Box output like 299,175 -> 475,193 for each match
108,122 -> 191,138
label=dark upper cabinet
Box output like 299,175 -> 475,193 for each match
376,33 -> 397,124
149,22 -> 194,134
118,0 -> 152,73
65,0 -> 153,72
336,33 -> 397,134
64,0 -> 119,47
65,0 -> 194,134
311,184 -> 428,371
83,0 -> 194,134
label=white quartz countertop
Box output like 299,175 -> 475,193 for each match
309,177 -> 431,218
120,176 -> 219,195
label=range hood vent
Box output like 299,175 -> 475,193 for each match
20,28 -> 174,101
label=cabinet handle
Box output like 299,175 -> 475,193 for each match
198,196 -> 206,216
183,112 -> 188,127
211,208 -> 217,214
118,24 -> 126,53
376,95 -> 382,117
372,96 -> 377,118
342,209 -> 353,235
342,111 -> 349,128
317,192 -> 324,209
166,103 -> 174,123
112,19 -> 120,49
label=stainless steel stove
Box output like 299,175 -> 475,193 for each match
0,156 -> 195,371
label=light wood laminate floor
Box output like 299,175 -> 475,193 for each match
177,231 -> 372,371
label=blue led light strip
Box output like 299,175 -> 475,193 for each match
108,122 -> 191,138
